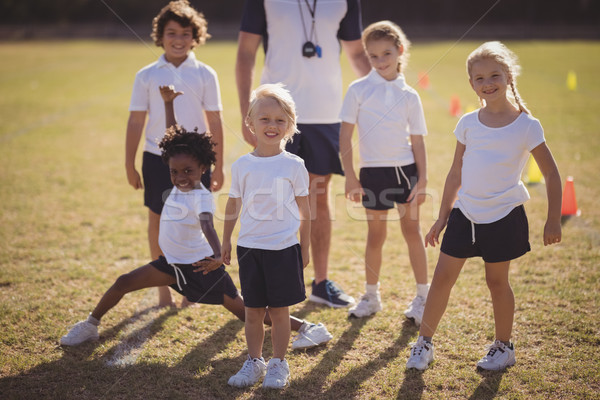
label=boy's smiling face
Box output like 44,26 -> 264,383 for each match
162,20 -> 196,67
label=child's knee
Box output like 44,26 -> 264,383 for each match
485,275 -> 511,293
112,273 -> 135,293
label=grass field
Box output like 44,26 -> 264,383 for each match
0,39 -> 599,399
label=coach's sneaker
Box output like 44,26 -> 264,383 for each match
60,320 -> 99,346
476,340 -> 516,371
228,356 -> 267,387
263,358 -> 290,389
404,295 -> 426,326
309,279 -> 355,308
406,336 -> 435,370
348,292 -> 382,318
292,322 -> 333,350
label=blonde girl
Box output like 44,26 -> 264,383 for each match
406,41 -> 562,371
339,21 -> 430,322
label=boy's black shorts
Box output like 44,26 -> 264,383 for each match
237,244 -> 306,308
359,164 -> 418,210
142,152 -> 211,215
150,256 -> 238,304
440,205 -> 531,263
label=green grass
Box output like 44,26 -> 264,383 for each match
1,39 -> 599,399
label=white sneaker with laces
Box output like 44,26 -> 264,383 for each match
228,356 -> 267,387
348,292 -> 382,318
292,322 -> 333,350
476,340 -> 516,370
406,337 -> 435,370
263,358 -> 290,389
60,320 -> 99,346
404,295 -> 426,326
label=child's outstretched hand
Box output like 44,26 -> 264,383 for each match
543,220 -> 562,246
159,85 -> 183,102
425,218 -> 447,247
345,176 -> 365,203
193,256 -> 223,275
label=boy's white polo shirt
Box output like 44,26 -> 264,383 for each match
129,52 -> 222,155
229,152 -> 310,251
454,110 -> 545,224
340,70 -> 428,168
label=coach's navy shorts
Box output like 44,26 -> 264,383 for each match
150,256 -> 238,304
359,164 -> 418,210
142,152 -> 211,215
440,205 -> 530,263
237,244 -> 306,308
285,123 -> 344,176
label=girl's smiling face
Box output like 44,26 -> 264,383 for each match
469,58 -> 510,103
168,153 -> 205,192
162,20 -> 196,67
366,38 -> 402,81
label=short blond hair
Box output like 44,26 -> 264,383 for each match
246,83 -> 298,145
362,20 -> 411,73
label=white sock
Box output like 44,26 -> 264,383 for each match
366,282 -> 380,295
87,314 -> 100,326
416,283 -> 430,299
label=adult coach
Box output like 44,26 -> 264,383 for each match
236,0 -> 370,307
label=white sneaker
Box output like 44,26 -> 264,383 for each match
292,322 -> 333,350
60,320 -> 99,346
263,358 -> 290,389
228,356 -> 267,387
348,292 -> 382,318
404,295 -> 426,326
476,340 -> 516,371
406,337 -> 435,370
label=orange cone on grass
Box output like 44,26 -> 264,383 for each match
561,176 -> 580,217
417,71 -> 430,90
449,95 -> 462,117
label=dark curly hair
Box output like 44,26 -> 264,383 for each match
159,125 -> 216,169
151,0 -> 210,49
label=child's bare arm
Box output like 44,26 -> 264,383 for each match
221,197 -> 242,265
408,134 -> 428,205
159,85 -> 183,128
205,110 -> 225,192
193,212 -> 223,274
296,195 -> 311,268
339,121 -> 363,202
125,111 -> 147,190
531,142 -> 562,245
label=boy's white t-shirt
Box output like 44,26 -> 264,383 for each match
339,70 -> 428,168
159,185 -> 216,264
229,151 -> 310,250
454,110 -> 545,224
129,52 -> 223,155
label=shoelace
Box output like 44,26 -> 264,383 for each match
410,341 -> 430,356
486,341 -> 506,357
325,281 -> 342,296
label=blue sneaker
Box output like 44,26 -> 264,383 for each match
308,279 -> 355,308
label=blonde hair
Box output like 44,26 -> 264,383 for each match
362,20 -> 411,73
246,83 -> 298,145
467,41 -> 530,114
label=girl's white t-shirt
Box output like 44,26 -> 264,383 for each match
339,70 -> 428,168
159,185 -> 215,264
229,152 -> 309,250
454,110 -> 545,224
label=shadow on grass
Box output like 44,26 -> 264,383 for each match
468,369 -> 508,400
0,306 -> 246,399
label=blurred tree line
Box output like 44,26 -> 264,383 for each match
0,0 -> 598,38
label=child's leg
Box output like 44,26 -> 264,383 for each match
245,307 -> 267,359
419,253 -> 466,337
267,306 -> 291,360
399,202 -> 428,285
92,264 -> 175,320
148,209 -> 174,307
91,264 -> 175,321
222,295 -> 305,331
365,209 -> 388,284
484,261 -> 514,342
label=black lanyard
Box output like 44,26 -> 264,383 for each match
298,0 -> 320,58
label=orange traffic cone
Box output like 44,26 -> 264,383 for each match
417,71 -> 430,90
561,176 -> 581,219
449,95 -> 462,117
